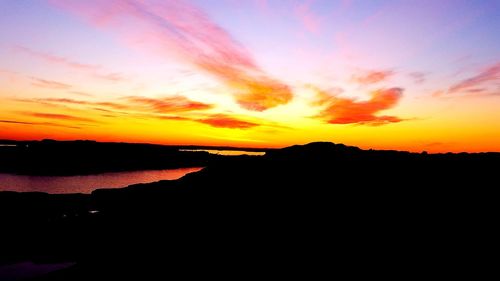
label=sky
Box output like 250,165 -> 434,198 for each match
0,0 -> 499,152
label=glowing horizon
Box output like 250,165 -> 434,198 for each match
1,0 -> 499,152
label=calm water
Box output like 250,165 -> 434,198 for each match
180,149 -> 265,156
0,167 -> 203,194
0,262 -> 75,281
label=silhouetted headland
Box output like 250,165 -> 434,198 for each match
1,141 -> 498,279
0,139 -> 270,175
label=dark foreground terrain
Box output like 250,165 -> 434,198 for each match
1,142 -> 498,279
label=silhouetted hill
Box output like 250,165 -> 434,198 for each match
1,141 -> 497,279
0,140 -> 270,175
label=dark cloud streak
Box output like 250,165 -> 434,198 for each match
31,78 -> 72,89
27,112 -> 98,123
0,119 -> 81,129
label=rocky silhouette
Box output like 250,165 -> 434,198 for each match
1,141 -> 497,279
0,139 -> 269,175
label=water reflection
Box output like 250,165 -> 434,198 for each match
0,261 -> 75,281
0,167 -> 203,194
180,149 -> 265,156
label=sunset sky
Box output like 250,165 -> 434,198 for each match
1,0 -> 499,152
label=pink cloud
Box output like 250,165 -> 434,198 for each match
432,90 -> 445,97
15,46 -> 124,82
466,88 -> 487,93
69,91 -> 94,97
15,46 -> 99,71
254,0 -> 270,15
49,0 -> 292,111
313,87 -> 404,126
352,70 -> 394,85
0,69 -> 23,83
30,77 -> 72,89
94,73 -> 124,82
294,0 -> 322,34
448,62 -> 500,94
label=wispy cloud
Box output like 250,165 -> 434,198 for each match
0,119 -> 81,129
152,113 -> 260,129
15,46 -> 125,82
31,77 -> 72,89
49,0 -> 292,111
15,46 -> 99,71
465,88 -> 487,94
409,72 -> 427,84
125,96 -> 214,113
94,72 -> 124,82
294,0 -> 322,34
0,69 -> 23,83
196,114 -> 259,129
448,62 -> 500,93
69,91 -> 94,97
27,112 -> 98,123
22,95 -> 214,116
352,70 -> 394,85
254,0 -> 270,15
432,90 -> 445,97
312,87 -> 404,126
37,98 -> 129,110
155,115 -> 192,122
17,95 -> 272,130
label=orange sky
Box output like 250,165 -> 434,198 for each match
1,0 -> 500,152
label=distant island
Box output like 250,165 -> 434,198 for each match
1,141 -> 498,279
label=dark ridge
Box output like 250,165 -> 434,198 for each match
1,139 -> 497,176
1,141 -> 498,279
0,140 -> 271,176
0,140 -> 209,176
0,139 -> 273,152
